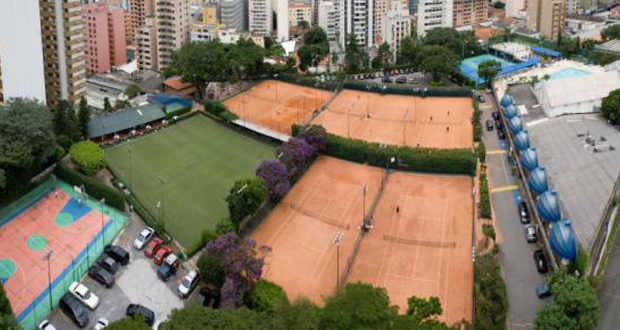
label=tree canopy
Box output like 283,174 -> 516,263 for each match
105,318 -> 152,330
424,28 -> 481,58
477,60 -> 502,87
418,45 -> 459,83
298,27 -> 330,71
345,34 -> 368,72
226,177 -> 267,225
602,24 -> 620,41
602,89 -> 620,125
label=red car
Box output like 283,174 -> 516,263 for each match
154,246 -> 173,266
143,237 -> 164,258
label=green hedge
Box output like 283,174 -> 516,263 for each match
204,100 -> 238,122
473,99 -> 482,142
478,141 -> 486,163
55,162 -> 126,210
246,280 -> 287,313
165,106 -> 191,119
69,141 -> 106,176
474,253 -> 508,330
343,81 -> 473,98
479,170 -> 491,219
321,133 -> 476,176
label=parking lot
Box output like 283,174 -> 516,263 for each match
47,213 -> 202,329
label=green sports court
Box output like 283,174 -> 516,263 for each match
105,114 -> 275,248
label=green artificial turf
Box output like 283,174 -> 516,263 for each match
106,115 -> 275,247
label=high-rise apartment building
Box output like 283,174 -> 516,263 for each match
155,0 -> 189,69
137,16 -> 158,70
0,50 -> 3,105
131,0 -> 155,43
453,0 -> 489,28
318,1 -> 337,41
373,0 -> 386,44
526,0 -> 565,40
124,8 -> 134,42
249,0 -> 272,36
275,0 -> 289,41
383,1 -> 410,61
417,0 -> 453,37
82,2 -> 127,73
343,0 -> 374,48
409,0 -> 418,15
219,0 -> 246,31
290,2 -> 312,27
565,0 -> 579,15
504,0 -> 525,17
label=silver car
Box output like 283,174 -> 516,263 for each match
178,270 -> 199,298
525,224 -> 537,243
133,227 -> 155,250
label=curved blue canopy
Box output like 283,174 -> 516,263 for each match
500,94 -> 514,108
536,190 -> 561,223
509,116 -> 523,135
549,219 -> 578,260
520,147 -> 538,172
514,131 -> 530,151
527,167 -> 549,195
505,104 -> 518,119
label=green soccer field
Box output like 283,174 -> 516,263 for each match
105,115 -> 275,248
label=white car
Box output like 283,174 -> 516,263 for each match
38,320 -> 57,330
94,318 -> 109,330
178,270 -> 199,298
133,227 -> 155,250
68,281 -> 100,310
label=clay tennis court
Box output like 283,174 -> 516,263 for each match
224,80 -> 333,135
0,180 -> 126,330
347,172 -> 473,324
251,157 -> 384,302
312,89 -> 473,149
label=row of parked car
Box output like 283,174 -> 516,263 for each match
345,68 -> 417,81
517,198 -> 552,299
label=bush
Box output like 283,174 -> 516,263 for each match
197,253 -> 226,287
473,100 -> 482,143
246,280 -> 287,313
204,100 -> 238,122
216,218 -> 237,235
474,254 -> 507,330
55,162 -> 126,210
479,171 -> 492,219
226,178 -> 268,226
202,229 -> 218,244
478,142 -> 486,163
69,141 -> 105,176
482,224 -> 496,240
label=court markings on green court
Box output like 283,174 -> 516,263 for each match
0,259 -> 16,282
27,235 -> 48,251
55,213 -> 74,227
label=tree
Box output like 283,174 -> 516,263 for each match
226,178 -> 268,226
398,36 -> 420,65
272,298 -> 321,330
246,280 -> 288,313
477,60 -> 502,87
103,97 -> 112,112
276,138 -> 311,177
169,41 -> 228,100
78,96 -> 91,139
204,233 -> 271,308
319,283 -> 394,330
215,217 -> 237,235
298,27 -> 329,71
298,20 -> 310,30
473,253 -> 507,330
418,45 -> 459,84
0,169 -> 5,190
255,160 -> 290,202
159,305 -> 270,330
0,282 -> 13,316
105,318 -> 152,330
550,272 -> 598,330
124,84 -> 141,98
69,141 -> 105,176
406,296 -> 443,322
533,304 -> 578,330
424,28 -> 481,58
602,24 -> 620,41
0,283 -> 18,330
373,42 -> 392,68
296,125 -> 328,156
345,34 -> 365,72
601,89 -> 620,125
197,253 -> 226,287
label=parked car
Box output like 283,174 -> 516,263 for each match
154,245 -> 174,266
88,265 -> 115,288
492,111 -> 500,120
519,201 -> 530,224
200,287 -> 221,309
69,282 -> 99,310
38,320 -> 57,330
478,95 -> 486,103
486,119 -> 494,131
178,270 -> 200,298
133,227 -> 155,250
536,282 -> 552,299
144,237 -> 164,258
104,245 -> 129,265
59,293 -> 89,328
497,128 -> 506,140
157,253 -> 180,281
126,304 -> 155,327
524,224 -> 537,243
533,250 -> 548,274
396,77 -> 407,84
94,318 -> 109,330
97,255 -> 119,275
495,119 -> 504,130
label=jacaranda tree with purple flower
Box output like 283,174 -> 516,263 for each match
205,233 -> 271,308
297,124 -> 327,157
255,159 -> 290,202
276,138 -> 311,176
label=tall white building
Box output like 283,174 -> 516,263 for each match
275,0 -> 289,41
249,0 -> 272,36
416,0 -> 453,37
373,0 -> 386,44
137,16 -> 158,70
565,0 -> 579,15
383,1 -> 410,61
156,0 -> 190,69
505,0 -> 526,17
318,1 -> 337,41
219,0 -> 246,31
343,0 -> 373,48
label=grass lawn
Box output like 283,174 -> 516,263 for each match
105,114 -> 275,247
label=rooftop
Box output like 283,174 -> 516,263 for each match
88,104 -> 166,139
595,39 -> 620,55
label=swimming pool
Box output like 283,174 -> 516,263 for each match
549,68 -> 592,80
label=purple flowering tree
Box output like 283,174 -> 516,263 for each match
205,233 -> 271,308
297,124 -> 327,156
255,160 -> 290,202
276,138 -> 311,176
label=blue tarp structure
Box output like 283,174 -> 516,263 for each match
527,167 -> 549,195
536,190 -> 561,223
509,116 -> 523,135
520,148 -> 538,172
459,55 -> 540,85
505,104 -> 518,119
531,46 -> 562,58
514,131 -> 530,151
500,95 -> 514,108
497,58 -> 541,76
549,219 -> 578,260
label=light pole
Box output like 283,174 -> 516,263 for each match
332,231 -> 344,292
127,145 -> 133,190
361,183 -> 369,231
99,198 -> 106,249
156,175 -> 166,225
347,108 -> 351,138
43,250 -> 53,311
402,108 -> 410,146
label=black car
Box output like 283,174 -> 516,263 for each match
478,95 -> 486,103
59,293 -> 89,328
486,119 -> 494,131
104,245 -> 130,265
97,255 -> 119,275
519,201 -> 530,224
495,119 -> 504,130
533,250 -> 548,274
200,288 -> 221,309
88,265 -> 115,288
497,128 -> 506,140
127,304 -> 155,326
492,111 -> 500,120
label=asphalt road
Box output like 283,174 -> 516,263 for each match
480,92 -> 546,330
596,218 -> 620,330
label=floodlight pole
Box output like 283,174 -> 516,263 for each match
362,183 -> 368,231
156,175 -> 166,223
402,108 -> 410,146
127,145 -> 133,189
43,250 -> 53,311
99,198 -> 106,249
332,231 -> 344,292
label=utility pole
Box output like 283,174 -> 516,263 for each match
332,231 -> 344,291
